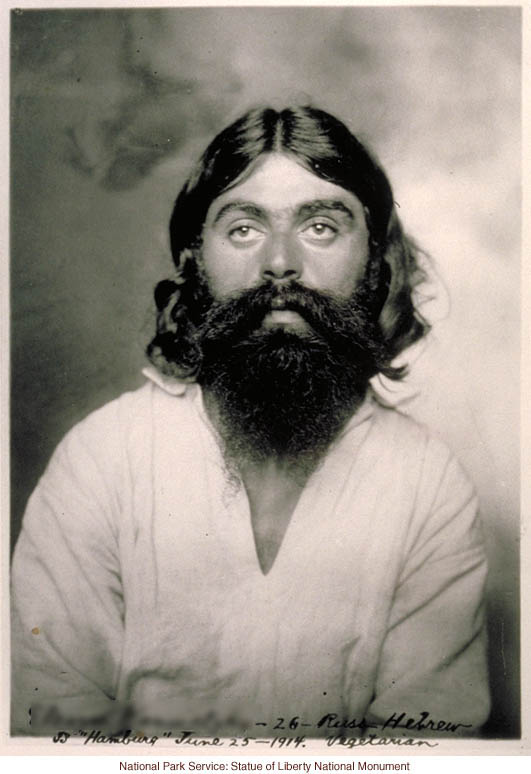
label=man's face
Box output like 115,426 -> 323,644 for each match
200,153 -> 370,333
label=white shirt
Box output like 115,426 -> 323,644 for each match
11,370 -> 490,738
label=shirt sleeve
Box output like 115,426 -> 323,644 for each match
11,411 -> 126,736
367,440 -> 490,737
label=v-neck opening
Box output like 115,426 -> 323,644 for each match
189,385 -> 377,583
244,445 -> 349,581
250,490 -> 304,577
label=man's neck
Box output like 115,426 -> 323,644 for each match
239,458 -> 309,575
203,389 -> 312,574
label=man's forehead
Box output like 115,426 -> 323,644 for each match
205,152 -> 366,224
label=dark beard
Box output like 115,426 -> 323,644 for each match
195,280 -> 387,475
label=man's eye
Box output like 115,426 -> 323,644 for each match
228,224 -> 261,242
302,221 -> 338,240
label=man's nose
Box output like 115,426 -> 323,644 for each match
261,234 -> 302,284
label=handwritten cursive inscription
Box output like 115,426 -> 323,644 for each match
48,706 -> 475,749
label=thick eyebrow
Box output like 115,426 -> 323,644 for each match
212,201 -> 266,225
211,198 -> 356,227
296,199 -> 355,221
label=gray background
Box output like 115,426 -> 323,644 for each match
11,7 -> 520,738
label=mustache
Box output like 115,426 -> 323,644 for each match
197,280 -> 385,362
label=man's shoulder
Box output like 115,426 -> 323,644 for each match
58,377 -> 198,456
368,397 -> 471,488
64,380 -> 150,436
370,397 -> 433,451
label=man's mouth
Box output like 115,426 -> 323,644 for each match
262,300 -> 308,330
264,309 -> 304,324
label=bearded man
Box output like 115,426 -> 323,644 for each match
11,106 -> 490,739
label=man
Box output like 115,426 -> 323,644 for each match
11,106 -> 490,739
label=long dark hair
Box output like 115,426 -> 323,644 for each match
147,106 -> 429,379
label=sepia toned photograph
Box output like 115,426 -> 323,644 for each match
7,3 -> 521,751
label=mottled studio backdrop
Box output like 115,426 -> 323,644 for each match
11,7 -> 520,738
